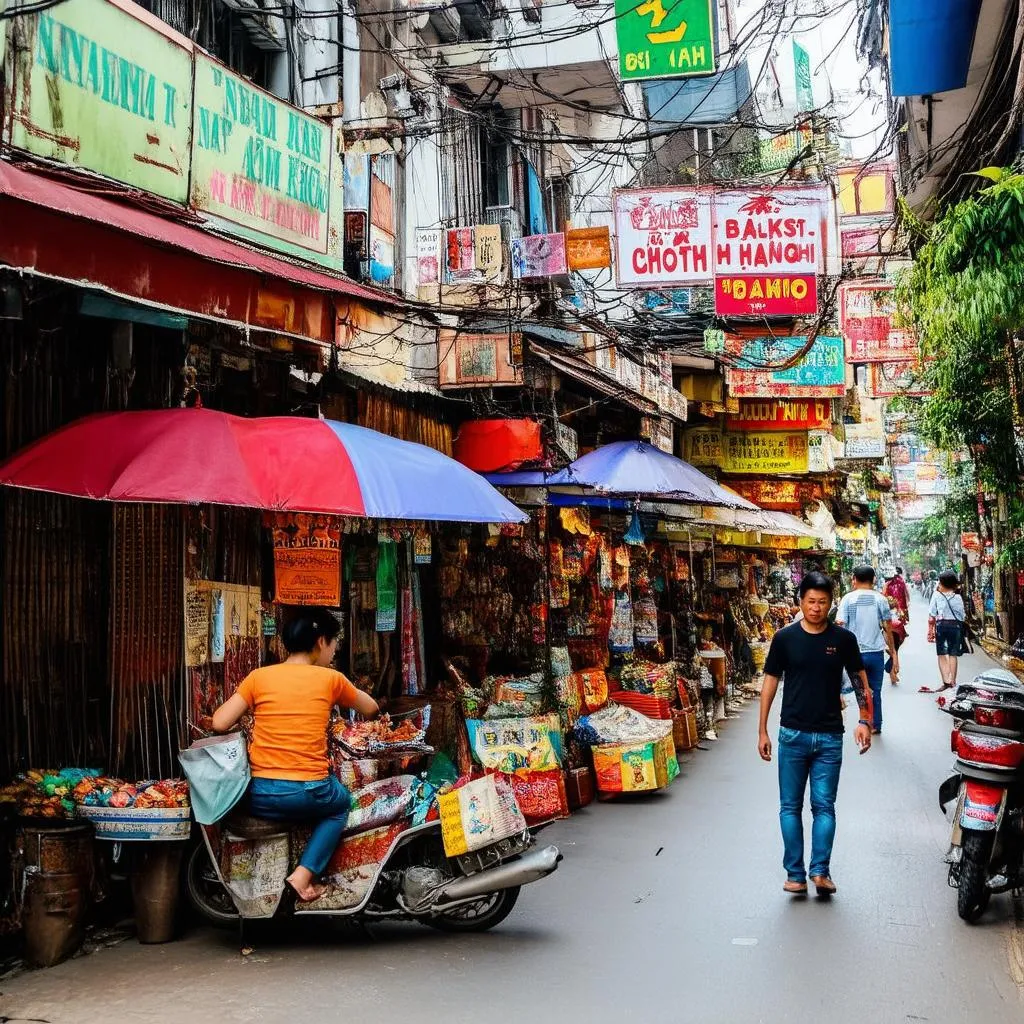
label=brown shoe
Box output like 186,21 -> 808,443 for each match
810,875 -> 837,896
783,880 -> 808,894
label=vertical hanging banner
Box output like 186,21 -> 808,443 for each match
793,40 -> 814,112
447,228 -> 476,280
415,228 -> 443,287
614,0 -> 716,81
269,513 -> 342,605
511,233 -> 568,278
474,224 -> 504,282
713,185 -> 829,316
613,188 -> 714,287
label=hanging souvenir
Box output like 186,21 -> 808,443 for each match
598,539 -> 614,591
414,528 -> 432,564
562,540 -> 584,581
633,596 -> 659,645
376,541 -> 398,632
608,590 -> 634,654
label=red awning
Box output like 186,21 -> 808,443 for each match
0,160 -> 397,342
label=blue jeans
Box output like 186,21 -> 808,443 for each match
248,776 -> 352,876
778,727 -> 843,881
861,650 -> 885,731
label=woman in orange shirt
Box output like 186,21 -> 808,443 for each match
213,608 -> 379,902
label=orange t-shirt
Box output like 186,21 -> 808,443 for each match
236,664 -> 359,780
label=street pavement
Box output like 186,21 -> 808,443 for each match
2,594 -> 1023,1023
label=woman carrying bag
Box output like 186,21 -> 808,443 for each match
920,571 -> 970,694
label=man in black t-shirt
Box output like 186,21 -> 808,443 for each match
758,571 -> 873,897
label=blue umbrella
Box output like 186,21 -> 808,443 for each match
547,440 -> 759,510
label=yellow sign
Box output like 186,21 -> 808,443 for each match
683,427 -> 722,466
685,428 -> 808,473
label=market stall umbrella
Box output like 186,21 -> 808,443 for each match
0,408 -> 527,523
548,440 -> 760,510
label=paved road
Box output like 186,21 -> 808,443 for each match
3,595 -> 1023,1023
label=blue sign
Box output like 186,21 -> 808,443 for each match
727,335 -> 846,397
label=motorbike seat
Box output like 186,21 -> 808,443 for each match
221,809 -> 291,840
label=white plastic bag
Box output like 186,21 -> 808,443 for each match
178,732 -> 250,825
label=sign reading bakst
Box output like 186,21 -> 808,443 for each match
191,53 -> 341,261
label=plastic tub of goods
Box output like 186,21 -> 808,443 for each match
76,805 -> 191,841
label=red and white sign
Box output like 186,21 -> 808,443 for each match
613,187 -> 713,288
712,185 -> 829,316
840,282 -> 918,362
715,274 -> 818,316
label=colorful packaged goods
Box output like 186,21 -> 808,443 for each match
574,704 -> 672,746
437,774 -> 527,857
592,734 -> 677,794
465,714 -> 563,773
332,713 -> 431,756
572,669 -> 609,714
504,770 -> 569,823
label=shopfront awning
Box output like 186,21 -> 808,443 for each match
0,160 -> 397,344
529,343 -> 657,415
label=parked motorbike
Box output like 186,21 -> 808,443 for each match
938,668 -> 1024,922
184,773 -> 561,936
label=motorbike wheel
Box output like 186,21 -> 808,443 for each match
422,886 -> 521,933
184,840 -> 239,929
958,831 -> 992,923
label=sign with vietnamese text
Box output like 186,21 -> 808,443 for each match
6,0 -> 193,202
614,0 -> 716,82
725,335 -> 846,398
613,187 -> 713,287
840,283 -> 918,362
566,226 -> 612,270
685,428 -> 808,474
728,399 -> 832,432
712,185 -> 829,316
511,233 -> 567,278
727,478 -> 804,511
842,422 -> 885,460
191,54 -> 341,262
416,228 -> 443,287
270,513 -> 342,606
807,430 -> 835,473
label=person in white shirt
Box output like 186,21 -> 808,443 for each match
921,570 -> 968,693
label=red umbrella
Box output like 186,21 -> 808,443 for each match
0,408 -> 527,523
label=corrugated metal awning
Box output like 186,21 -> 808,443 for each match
529,343 -> 656,415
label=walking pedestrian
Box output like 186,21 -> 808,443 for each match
836,565 -> 899,732
882,568 -> 909,681
920,570 -> 969,694
758,572 -> 873,897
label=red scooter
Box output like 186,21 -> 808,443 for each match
939,669 -> 1024,922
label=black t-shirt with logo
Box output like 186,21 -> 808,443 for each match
763,621 -> 865,734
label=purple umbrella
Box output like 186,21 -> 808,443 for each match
548,441 -> 759,510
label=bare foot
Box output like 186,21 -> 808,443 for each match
286,870 -> 327,902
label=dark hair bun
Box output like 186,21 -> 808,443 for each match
281,607 -> 342,654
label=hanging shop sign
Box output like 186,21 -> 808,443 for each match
842,422 -> 886,460
723,431 -> 809,474
641,416 -> 674,453
475,224 -> 504,281
368,225 -> 395,286
758,129 -> 812,172
793,40 -> 814,111
191,53 -> 341,263
269,513 -> 342,606
684,428 -> 808,473
727,478 -> 803,511
566,226 -> 613,271
613,187 -> 713,288
4,0 -> 194,202
682,426 -> 722,466
554,421 -> 579,461
840,283 -> 918,362
727,398 -> 832,432
712,185 -> 830,316
866,360 -> 931,398
447,227 -> 476,280
725,335 -> 846,398
438,331 -> 524,388
415,227 -> 443,287
807,430 -> 835,473
511,233 -> 568,278
614,0 -> 716,82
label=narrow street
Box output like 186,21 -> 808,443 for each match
3,596 -> 1022,1024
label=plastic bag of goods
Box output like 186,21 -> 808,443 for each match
437,774 -> 527,857
345,775 -> 418,834
332,714 -> 430,756
498,769 -> 569,823
593,741 -> 660,793
571,669 -> 608,714
465,714 -> 563,774
574,704 -> 672,747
